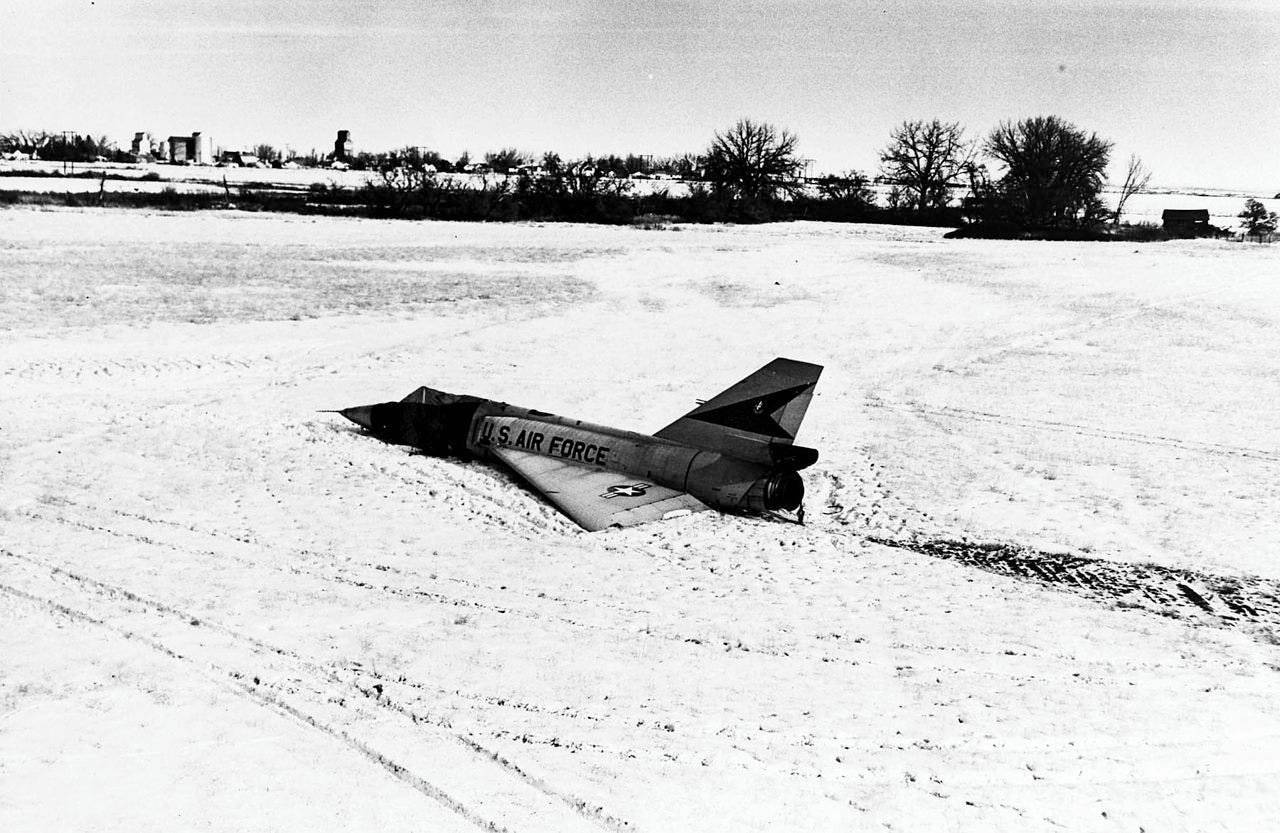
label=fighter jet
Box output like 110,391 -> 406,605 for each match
335,358 -> 822,531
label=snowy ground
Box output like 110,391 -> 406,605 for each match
2,207 -> 1278,832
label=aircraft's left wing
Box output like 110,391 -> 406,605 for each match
491,447 -> 708,531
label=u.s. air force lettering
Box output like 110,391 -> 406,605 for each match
479,422 -> 611,467
335,357 -> 822,531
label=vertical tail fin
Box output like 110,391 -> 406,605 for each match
654,358 -> 822,463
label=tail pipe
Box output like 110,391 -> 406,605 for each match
745,468 -> 805,513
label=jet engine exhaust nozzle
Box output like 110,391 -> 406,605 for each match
762,469 -> 804,512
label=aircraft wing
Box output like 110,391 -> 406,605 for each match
491,447 -> 708,531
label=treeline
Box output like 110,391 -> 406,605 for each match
0,174 -> 958,227
356,115 -> 1148,235
0,130 -> 132,163
358,147 -> 703,180
3,115 -> 1157,236
357,164 -> 957,226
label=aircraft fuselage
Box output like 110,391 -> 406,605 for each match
342,393 -> 805,516
473,410 -> 803,514
337,358 -> 822,530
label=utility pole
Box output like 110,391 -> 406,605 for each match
61,131 -> 75,175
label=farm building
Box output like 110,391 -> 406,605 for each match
1162,209 -> 1211,237
333,130 -> 353,162
167,132 -> 211,165
218,151 -> 261,167
130,132 -> 162,162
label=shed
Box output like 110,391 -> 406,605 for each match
219,151 -> 260,167
1162,209 -> 1210,238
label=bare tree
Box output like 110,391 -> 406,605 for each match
878,119 -> 973,212
673,153 -> 702,180
1,129 -> 52,153
816,170 -> 876,206
485,147 -> 529,173
986,115 -> 1113,229
1113,153 -> 1152,225
704,118 -> 804,201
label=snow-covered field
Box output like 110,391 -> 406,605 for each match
2,207 -> 1278,832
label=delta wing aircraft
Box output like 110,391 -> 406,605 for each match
335,358 -> 822,531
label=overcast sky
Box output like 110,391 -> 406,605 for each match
2,0 -> 1276,189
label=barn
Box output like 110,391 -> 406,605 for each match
1161,208 -> 1211,238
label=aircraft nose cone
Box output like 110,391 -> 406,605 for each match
339,405 -> 375,430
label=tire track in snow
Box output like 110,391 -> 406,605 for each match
24,507 -> 616,630
866,399 -> 1280,464
0,576 -> 512,833
1,354 -> 259,381
867,536 -> 1280,633
16,510 -> 701,777
881,282 -> 1235,387
35,495 -> 646,617
18,507 -> 691,760
19,501 -> 876,695
0,547 -> 634,833
5,529 -> 827,808
34,463 -> 1212,684
813,458 -> 1280,637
